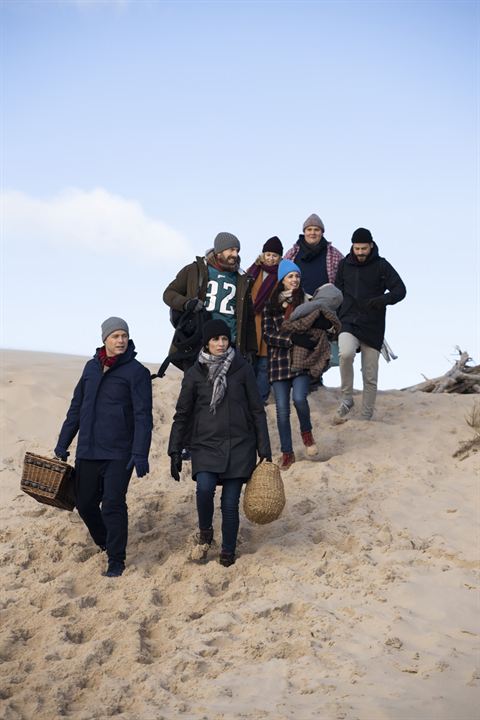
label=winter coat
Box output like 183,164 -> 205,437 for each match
168,352 -> 271,481
163,255 -> 257,357
334,243 -> 406,351
284,237 -> 344,295
57,341 -> 153,461
262,294 -> 309,383
281,307 -> 342,379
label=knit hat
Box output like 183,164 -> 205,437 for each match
202,319 -> 231,346
214,232 -> 240,254
277,258 -> 302,283
351,227 -> 373,244
302,213 -> 325,232
101,317 -> 129,342
262,236 -> 283,255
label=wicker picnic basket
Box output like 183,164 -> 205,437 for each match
21,452 -> 75,511
243,460 -> 286,525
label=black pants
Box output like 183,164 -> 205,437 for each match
75,459 -> 133,564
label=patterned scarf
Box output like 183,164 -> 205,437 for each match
98,347 -> 119,369
198,346 -> 235,414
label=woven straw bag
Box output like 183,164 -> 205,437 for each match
243,460 -> 285,525
21,452 -> 75,511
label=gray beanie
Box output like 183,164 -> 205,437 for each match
101,316 -> 129,342
303,213 -> 325,232
214,231 -> 240,254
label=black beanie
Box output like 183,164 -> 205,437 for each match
351,227 -> 373,244
202,319 -> 231,346
262,236 -> 283,256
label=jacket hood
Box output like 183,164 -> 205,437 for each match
95,339 -> 137,365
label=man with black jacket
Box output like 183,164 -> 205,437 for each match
54,317 -> 153,577
334,228 -> 406,421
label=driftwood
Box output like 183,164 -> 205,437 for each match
453,402 -> 480,460
403,348 -> 480,394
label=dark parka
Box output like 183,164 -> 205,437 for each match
163,255 -> 257,357
57,341 -> 153,461
335,243 -> 406,351
168,352 -> 271,481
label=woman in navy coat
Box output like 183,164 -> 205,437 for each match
168,319 -> 271,567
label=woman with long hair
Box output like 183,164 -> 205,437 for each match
246,236 -> 283,403
168,319 -> 272,566
263,259 -> 318,470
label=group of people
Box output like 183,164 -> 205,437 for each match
54,213 -> 406,577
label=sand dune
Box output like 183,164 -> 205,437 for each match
0,349 -> 478,720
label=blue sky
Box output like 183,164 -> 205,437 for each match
2,0 -> 478,389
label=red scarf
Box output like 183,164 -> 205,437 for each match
98,347 -> 119,369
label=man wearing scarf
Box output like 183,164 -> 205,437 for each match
284,213 -> 344,296
246,235 -> 283,403
163,232 -> 257,365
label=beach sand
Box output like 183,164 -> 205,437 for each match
0,349 -> 478,720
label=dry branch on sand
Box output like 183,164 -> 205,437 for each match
453,401 -> 480,460
403,348 -> 480,394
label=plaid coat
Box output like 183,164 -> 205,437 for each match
262,298 -> 306,383
284,240 -> 343,284
281,307 -> 341,380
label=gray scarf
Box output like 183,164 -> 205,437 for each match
198,346 -> 235,414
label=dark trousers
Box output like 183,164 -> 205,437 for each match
75,459 -> 133,564
195,472 -> 244,555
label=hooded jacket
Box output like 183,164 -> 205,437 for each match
57,341 -> 153,461
334,242 -> 406,351
163,254 -> 257,358
168,351 -> 271,481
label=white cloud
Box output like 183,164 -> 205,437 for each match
2,188 -> 192,262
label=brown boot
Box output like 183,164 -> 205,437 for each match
280,451 -> 295,470
301,431 -> 318,457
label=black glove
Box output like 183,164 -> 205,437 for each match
260,455 -> 272,463
184,298 -> 204,313
366,296 -> 388,311
126,455 -> 149,478
311,314 -> 331,330
170,452 -> 182,482
291,333 -> 317,350
54,446 -> 69,462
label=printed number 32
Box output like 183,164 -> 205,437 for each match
204,281 -> 236,315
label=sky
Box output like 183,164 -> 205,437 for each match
1,0 -> 478,390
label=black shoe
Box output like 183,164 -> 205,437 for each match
196,527 -> 213,545
103,561 -> 125,578
219,551 -> 235,567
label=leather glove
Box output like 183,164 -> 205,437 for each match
291,332 -> 316,350
170,452 -> 182,482
366,296 -> 388,311
126,455 -> 149,478
184,298 -> 204,313
54,446 -> 69,462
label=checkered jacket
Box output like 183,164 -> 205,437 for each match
262,300 -> 304,383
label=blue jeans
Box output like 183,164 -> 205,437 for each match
75,459 -> 133,564
272,374 -> 312,453
195,472 -> 244,555
254,356 -> 271,404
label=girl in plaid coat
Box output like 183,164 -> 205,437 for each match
262,260 -> 318,470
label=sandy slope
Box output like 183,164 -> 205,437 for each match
0,349 -> 479,720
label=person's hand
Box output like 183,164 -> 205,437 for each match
366,296 -> 388,311
291,332 -> 316,350
54,446 -> 69,462
126,455 -> 149,478
260,454 -> 272,463
184,298 -> 204,313
170,452 -> 182,482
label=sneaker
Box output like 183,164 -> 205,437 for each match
337,399 -> 354,418
301,431 -> 318,457
280,451 -> 295,470
219,551 -> 235,567
103,561 -> 125,578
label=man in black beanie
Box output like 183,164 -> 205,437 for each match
163,231 -> 257,369
334,228 -> 406,421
